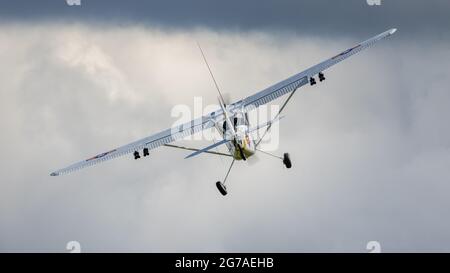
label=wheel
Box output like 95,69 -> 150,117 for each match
216,181 -> 228,196
283,153 -> 292,169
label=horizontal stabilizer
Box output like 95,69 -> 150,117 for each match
185,139 -> 230,159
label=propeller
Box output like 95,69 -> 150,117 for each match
218,97 -> 246,161
236,140 -> 247,161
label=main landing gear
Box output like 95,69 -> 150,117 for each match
216,181 -> 228,196
256,149 -> 293,170
215,151 -> 293,196
283,153 -> 292,169
216,159 -> 235,196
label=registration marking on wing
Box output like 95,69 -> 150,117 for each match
86,149 -> 117,162
332,44 -> 362,60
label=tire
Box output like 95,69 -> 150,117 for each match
216,181 -> 228,196
283,153 -> 292,169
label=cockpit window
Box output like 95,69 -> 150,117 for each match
234,112 -> 246,126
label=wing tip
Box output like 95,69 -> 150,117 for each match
50,172 -> 59,177
389,28 -> 397,35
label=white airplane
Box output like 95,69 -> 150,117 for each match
51,28 -> 397,196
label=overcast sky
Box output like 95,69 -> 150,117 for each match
1,0 -> 449,38
1,1 -> 450,252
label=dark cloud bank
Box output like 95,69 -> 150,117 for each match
1,0 -> 449,39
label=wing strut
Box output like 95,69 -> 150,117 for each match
255,81 -> 302,148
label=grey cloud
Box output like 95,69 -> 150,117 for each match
0,0 -> 449,39
0,22 -> 450,252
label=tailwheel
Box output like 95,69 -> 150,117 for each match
283,153 -> 292,169
216,181 -> 228,196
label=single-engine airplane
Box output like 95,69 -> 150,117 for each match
51,28 -> 397,196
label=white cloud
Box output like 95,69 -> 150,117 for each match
0,23 -> 449,252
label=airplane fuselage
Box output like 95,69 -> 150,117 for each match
220,112 -> 256,160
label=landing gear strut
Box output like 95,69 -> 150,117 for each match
216,159 -> 235,196
255,149 -> 293,169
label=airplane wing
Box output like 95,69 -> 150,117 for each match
235,28 -> 397,110
50,28 -> 396,176
50,114 -> 222,176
